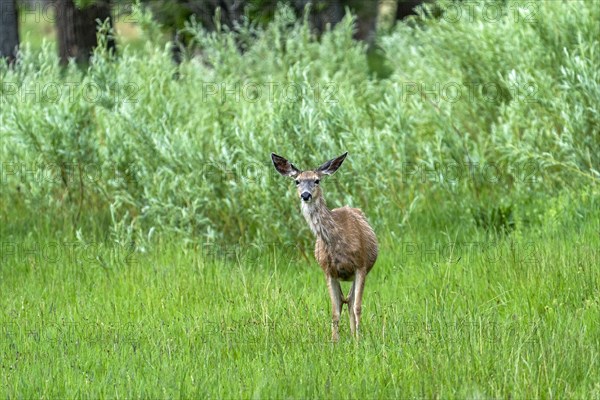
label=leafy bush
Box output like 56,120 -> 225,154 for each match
1,1 -> 598,247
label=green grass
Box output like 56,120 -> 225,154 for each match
1,202 -> 598,397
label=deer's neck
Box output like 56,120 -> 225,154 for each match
301,196 -> 337,245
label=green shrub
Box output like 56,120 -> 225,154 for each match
1,1 -> 597,248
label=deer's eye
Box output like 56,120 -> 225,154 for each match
315,179 -> 320,185
295,180 -> 300,186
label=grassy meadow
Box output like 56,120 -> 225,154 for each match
1,213 -> 599,397
1,0 -> 599,397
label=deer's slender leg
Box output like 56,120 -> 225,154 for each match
352,270 -> 367,339
326,275 -> 343,342
347,280 -> 356,335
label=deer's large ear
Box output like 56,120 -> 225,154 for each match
271,153 -> 301,178
316,152 -> 348,175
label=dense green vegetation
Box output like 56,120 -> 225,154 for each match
1,219 -> 598,397
1,0 -> 598,397
1,1 -> 598,246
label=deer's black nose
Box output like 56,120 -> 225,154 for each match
301,192 -> 312,202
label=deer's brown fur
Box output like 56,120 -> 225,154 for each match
271,152 -> 378,341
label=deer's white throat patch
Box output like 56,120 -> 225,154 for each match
301,199 -> 336,244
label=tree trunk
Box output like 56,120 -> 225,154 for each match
294,0 -> 345,37
294,0 -> 378,46
55,0 -> 115,65
396,0 -> 428,20
0,0 -> 20,63
348,0 -> 378,46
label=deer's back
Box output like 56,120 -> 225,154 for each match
315,206 -> 378,280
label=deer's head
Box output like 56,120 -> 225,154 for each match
271,152 -> 347,203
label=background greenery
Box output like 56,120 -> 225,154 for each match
1,0 -> 598,397
2,1 -> 598,247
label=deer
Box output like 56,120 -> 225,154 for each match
271,152 -> 378,341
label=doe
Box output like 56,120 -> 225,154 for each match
271,152 -> 378,341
